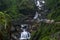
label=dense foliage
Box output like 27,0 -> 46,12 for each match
0,0 -> 60,40
31,0 -> 60,40
46,0 -> 60,21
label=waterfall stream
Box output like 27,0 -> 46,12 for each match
20,0 -> 46,40
33,0 -> 46,22
10,0 -> 54,40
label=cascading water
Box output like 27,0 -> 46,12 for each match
20,24 -> 31,40
33,11 -> 39,19
19,0 -> 54,40
33,0 -> 54,23
33,0 -> 46,22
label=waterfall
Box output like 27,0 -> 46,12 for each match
36,0 -> 42,9
33,0 -> 54,23
33,11 -> 39,19
20,24 -> 31,40
33,0 -> 46,22
34,0 -> 45,9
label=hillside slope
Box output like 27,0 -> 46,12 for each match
31,0 -> 60,40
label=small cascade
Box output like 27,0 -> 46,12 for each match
33,0 -> 46,22
19,24 -> 31,40
33,0 -> 54,23
10,0 -> 54,40
33,11 -> 39,19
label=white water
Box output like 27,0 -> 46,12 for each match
20,29 -> 31,40
33,11 -> 39,19
20,0 -> 46,40
20,24 -> 31,40
33,0 -> 46,22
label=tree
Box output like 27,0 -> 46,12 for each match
0,12 -> 11,40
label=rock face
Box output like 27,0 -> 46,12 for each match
10,25 -> 21,40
